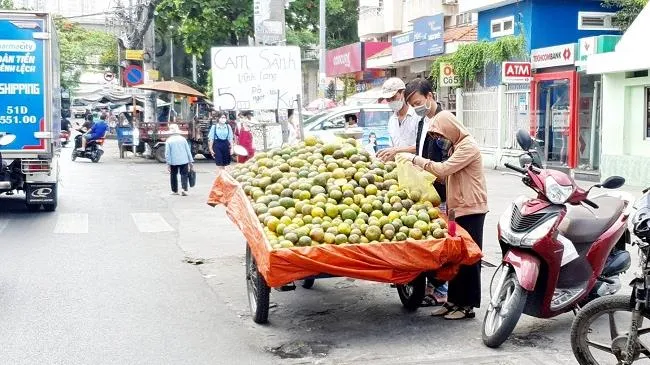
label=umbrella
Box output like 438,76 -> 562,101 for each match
306,98 -> 336,111
134,80 -> 205,97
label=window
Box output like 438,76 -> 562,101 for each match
490,16 -> 515,38
645,87 -> 650,139
578,12 -> 618,31
455,12 -> 473,26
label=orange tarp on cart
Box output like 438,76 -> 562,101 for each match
208,171 -> 482,288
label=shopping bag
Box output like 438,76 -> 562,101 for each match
395,154 -> 441,204
189,168 -> 196,188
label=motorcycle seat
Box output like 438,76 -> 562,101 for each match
559,195 -> 625,244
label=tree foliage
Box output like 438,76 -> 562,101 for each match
430,35 -> 526,86
0,0 -> 13,9
55,19 -> 118,90
155,0 -> 253,55
602,0 -> 648,31
155,0 -> 358,54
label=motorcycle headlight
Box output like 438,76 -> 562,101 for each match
501,214 -> 559,247
545,176 -> 574,205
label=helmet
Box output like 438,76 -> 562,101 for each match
633,207 -> 650,240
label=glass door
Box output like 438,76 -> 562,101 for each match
534,79 -> 571,166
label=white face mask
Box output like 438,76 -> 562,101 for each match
388,99 -> 404,112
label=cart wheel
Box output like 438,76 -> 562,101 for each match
246,244 -> 270,324
396,274 -> 426,311
301,278 -> 315,289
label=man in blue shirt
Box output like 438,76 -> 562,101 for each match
79,113 -> 108,150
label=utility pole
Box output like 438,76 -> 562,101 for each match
318,0 -> 326,96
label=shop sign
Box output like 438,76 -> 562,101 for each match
439,62 -> 461,87
502,61 -> 532,83
326,43 -> 363,76
392,32 -> 414,62
413,14 -> 444,58
578,37 -> 596,63
530,43 -> 577,69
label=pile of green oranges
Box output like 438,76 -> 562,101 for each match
231,136 -> 447,250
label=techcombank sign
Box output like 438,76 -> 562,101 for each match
530,43 -> 577,69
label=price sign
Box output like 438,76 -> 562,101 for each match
439,62 -> 461,87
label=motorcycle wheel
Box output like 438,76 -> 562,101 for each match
482,266 -> 528,348
71,151 -> 77,161
571,295 -> 650,364
395,273 -> 426,311
90,151 -> 101,163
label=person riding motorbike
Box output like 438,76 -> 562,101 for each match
78,113 -> 108,151
61,117 -> 71,133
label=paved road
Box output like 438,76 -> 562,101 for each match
0,139 -> 643,364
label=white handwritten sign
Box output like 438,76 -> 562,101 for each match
211,46 -> 302,111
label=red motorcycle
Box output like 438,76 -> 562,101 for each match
60,130 -> 70,147
482,130 -> 634,348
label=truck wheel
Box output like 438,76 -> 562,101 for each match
26,204 -> 41,212
43,202 -> 57,212
154,145 -> 166,163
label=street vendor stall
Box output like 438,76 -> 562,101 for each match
208,137 -> 481,323
134,81 -> 211,162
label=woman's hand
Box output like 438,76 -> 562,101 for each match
395,152 -> 417,165
209,148 -> 215,157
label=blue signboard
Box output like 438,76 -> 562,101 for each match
0,17 -> 47,152
413,14 -> 444,58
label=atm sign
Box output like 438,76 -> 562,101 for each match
502,61 -> 532,84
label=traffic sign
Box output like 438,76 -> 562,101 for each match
502,61 -> 532,83
103,71 -> 115,82
123,65 -> 144,86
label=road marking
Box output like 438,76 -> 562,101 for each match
131,212 -> 174,233
0,218 -> 9,234
53,213 -> 88,234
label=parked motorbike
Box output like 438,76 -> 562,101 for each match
60,130 -> 70,147
570,187 -> 650,365
71,132 -> 104,163
481,129 -> 633,348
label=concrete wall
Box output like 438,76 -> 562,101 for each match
301,60 -> 319,106
600,72 -> 650,186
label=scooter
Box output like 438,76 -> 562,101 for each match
481,130 -> 634,348
71,131 -> 105,163
60,130 -> 70,147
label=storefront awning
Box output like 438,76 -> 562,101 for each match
587,4 -> 650,74
366,46 -> 394,69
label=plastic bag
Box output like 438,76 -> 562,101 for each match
395,154 -> 441,204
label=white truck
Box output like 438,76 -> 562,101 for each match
0,11 -> 61,211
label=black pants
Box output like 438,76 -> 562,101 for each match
447,213 -> 486,308
170,164 -> 189,193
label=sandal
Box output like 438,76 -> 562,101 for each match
431,302 -> 456,316
421,295 -> 440,307
444,306 -> 475,320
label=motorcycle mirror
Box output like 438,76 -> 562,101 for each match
0,134 -> 16,146
598,176 -> 626,189
516,129 -> 533,151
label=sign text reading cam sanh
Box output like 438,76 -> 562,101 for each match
211,46 -> 302,111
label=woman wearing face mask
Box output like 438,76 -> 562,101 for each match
208,112 -> 234,170
398,88 -> 488,320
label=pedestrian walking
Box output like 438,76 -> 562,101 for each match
396,103 -> 488,320
208,112 -> 234,171
165,124 -> 194,196
235,121 -> 255,163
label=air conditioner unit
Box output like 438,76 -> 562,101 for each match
442,0 -> 458,4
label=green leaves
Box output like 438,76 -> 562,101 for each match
602,0 -> 648,32
430,35 -> 526,87
55,18 -> 118,90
